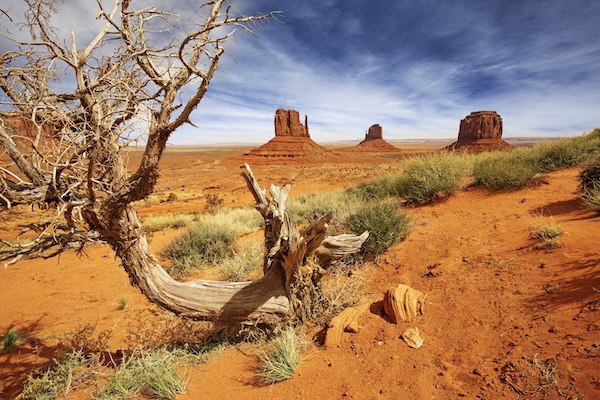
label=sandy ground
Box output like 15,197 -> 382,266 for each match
1,146 -> 599,399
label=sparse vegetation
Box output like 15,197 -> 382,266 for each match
95,348 -> 187,400
256,328 -> 303,384
473,150 -> 539,190
161,209 -> 263,278
2,329 -> 20,352
218,244 -> 262,281
21,351 -> 92,400
344,202 -> 410,258
288,190 -> 363,230
118,297 -> 128,310
142,213 -> 202,233
391,152 -> 474,203
528,212 -> 564,250
163,223 -> 236,278
311,260 -> 368,325
578,153 -> 600,213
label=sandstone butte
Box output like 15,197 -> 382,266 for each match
245,108 -> 334,158
443,110 -> 512,152
354,123 -> 400,152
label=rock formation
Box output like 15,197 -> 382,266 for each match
353,124 -> 400,152
274,108 -> 309,138
245,109 -> 333,158
364,124 -> 383,140
443,111 -> 512,152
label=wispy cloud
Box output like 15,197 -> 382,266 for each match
4,1 -> 599,144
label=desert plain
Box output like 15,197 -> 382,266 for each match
1,141 -> 599,399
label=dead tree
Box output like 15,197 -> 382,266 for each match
0,1 -> 368,324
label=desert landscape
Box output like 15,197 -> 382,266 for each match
1,136 -> 599,399
1,1 -> 599,398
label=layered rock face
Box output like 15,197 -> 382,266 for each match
246,109 -> 333,159
444,111 -> 511,152
274,108 -> 309,138
364,124 -> 383,140
355,124 -> 399,152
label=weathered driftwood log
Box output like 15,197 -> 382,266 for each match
241,163 -> 369,322
383,284 -> 426,323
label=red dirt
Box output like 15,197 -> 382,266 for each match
1,146 -> 599,399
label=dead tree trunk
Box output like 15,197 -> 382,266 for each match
85,163 -> 368,325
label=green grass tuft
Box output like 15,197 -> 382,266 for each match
256,328 -> 303,384
344,202 -> 410,258
2,329 -> 20,352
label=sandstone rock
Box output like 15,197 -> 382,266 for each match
355,124 -> 400,152
274,108 -> 309,138
364,124 -> 383,141
444,111 -> 512,152
324,299 -> 371,347
401,327 -> 424,349
383,284 -> 426,323
245,109 -> 336,159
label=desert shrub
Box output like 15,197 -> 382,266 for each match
391,152 -> 473,203
578,153 -> 600,212
578,153 -> 600,193
218,243 -> 262,281
344,202 -> 410,258
21,351 -> 92,400
288,190 -> 363,231
581,185 -> 600,213
95,348 -> 187,400
256,328 -> 303,384
524,133 -> 600,172
163,222 -> 236,278
473,150 -> 539,190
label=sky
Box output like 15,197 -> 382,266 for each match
4,1 -> 600,145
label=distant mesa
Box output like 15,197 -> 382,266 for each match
245,108 -> 333,158
443,110 -> 512,152
353,124 -> 400,152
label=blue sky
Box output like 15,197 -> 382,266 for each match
4,1 -> 600,145
180,0 -> 600,145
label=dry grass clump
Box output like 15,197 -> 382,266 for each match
142,212 -> 202,233
217,243 -> 262,281
528,212 -> 564,250
21,351 -> 97,400
94,348 -> 188,400
391,152 -> 474,203
473,149 -> 539,190
256,327 -> 304,384
578,153 -> 600,213
311,259 -> 368,325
